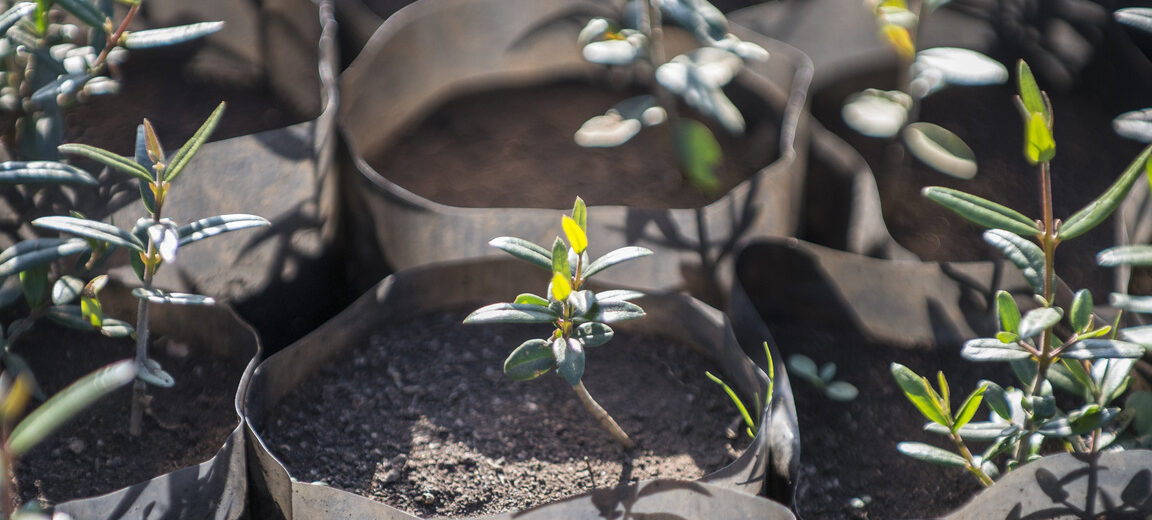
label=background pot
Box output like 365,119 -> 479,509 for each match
337,0 -> 812,307
242,259 -> 797,519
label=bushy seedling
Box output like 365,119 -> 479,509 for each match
575,0 -> 768,191
465,197 -> 652,448
786,354 -> 857,402
895,60 -> 1150,486
841,0 -> 1006,179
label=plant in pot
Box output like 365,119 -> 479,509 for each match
887,59 -> 1152,518
242,198 -> 795,519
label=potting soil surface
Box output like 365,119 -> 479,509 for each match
262,310 -> 755,517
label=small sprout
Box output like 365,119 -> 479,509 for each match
706,341 -> 774,439
786,354 -> 857,401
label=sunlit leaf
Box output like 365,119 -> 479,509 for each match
922,187 -> 1038,236
1069,290 -> 1093,333
891,363 -> 950,426
503,339 -> 553,381
962,338 -> 1033,361
926,421 -> 1016,441
8,360 -> 134,456
489,237 -> 550,271
1024,112 -> 1056,165
882,24 -> 915,61
33,216 -> 145,252
706,371 -> 756,436
1058,144 -> 1152,240
575,322 -> 613,348
1110,293 -> 1152,314
983,229 -> 1044,293
1116,8 -> 1152,35
598,300 -> 645,323
464,303 -> 559,324
842,89 -> 911,138
121,21 -> 224,49
1112,108 -> 1152,143
953,384 -> 987,431
584,246 -> 653,278
595,289 -> 644,303
896,442 -> 967,467
553,337 -> 584,386
1017,60 -> 1048,124
1059,339 -> 1145,360
902,122 -> 976,178
1098,245 -> 1152,267
996,290 -> 1021,333
131,288 -> 214,306
674,119 -> 722,192
177,214 -> 269,246
1019,307 -> 1062,339
0,238 -> 89,278
138,358 -> 174,388
164,102 -> 225,183
575,95 -> 665,147
0,161 -> 98,185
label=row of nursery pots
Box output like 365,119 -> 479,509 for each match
6,0 -> 1152,517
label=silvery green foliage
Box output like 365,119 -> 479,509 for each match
0,0 -> 222,160
1113,10 -> 1152,143
575,0 -> 767,191
786,354 -> 857,401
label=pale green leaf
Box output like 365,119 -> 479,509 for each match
962,338 -> 1033,361
1058,144 -> 1152,240
902,122 -> 977,179
164,102 -> 225,182
922,187 -> 1038,236
8,360 -> 135,456
584,246 -> 653,278
57,143 -> 152,182
503,339 -> 553,381
489,237 -> 550,270
121,21 -> 224,49
464,303 -> 559,324
1098,245 -> 1152,267
0,238 -> 89,278
996,290 -> 1021,333
674,119 -> 722,192
897,442 -> 968,467
177,214 -> 268,246
1059,339 -> 1145,360
0,161 -> 98,185
33,216 -> 145,252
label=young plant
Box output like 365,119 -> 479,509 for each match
840,0 -> 1007,179
902,60 -> 1150,484
705,341 -> 774,439
465,197 -> 652,448
575,0 -> 768,191
0,0 -> 222,159
6,102 -> 268,436
786,354 -> 858,402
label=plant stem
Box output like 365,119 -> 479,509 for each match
952,432 -> 993,487
1017,160 -> 1057,464
93,1 -> 139,71
572,380 -> 633,449
128,243 -> 153,437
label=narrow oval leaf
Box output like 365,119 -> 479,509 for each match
0,161 -> 98,185
0,238 -> 90,278
164,102 -> 225,183
922,187 -> 1038,236
55,0 -> 106,29
1070,290 -> 1093,333
598,300 -> 645,323
1112,108 -> 1152,143
982,380 -> 1012,421
1097,358 -> 1135,405
595,289 -> 644,303
130,288 -> 215,306
953,384 -> 987,431
914,48 -> 1008,87
824,381 -> 859,402
572,197 -> 587,232
1098,245 -> 1152,267
674,119 -> 722,192
489,237 -> 550,271
57,143 -> 152,182
33,216 -> 145,252
503,339 -> 553,381
787,354 -> 820,382
706,371 -> 756,434
139,358 -> 175,388
818,363 -> 837,383
177,214 -> 269,246
577,18 -> 610,46
962,338 -> 1034,361
1017,60 -> 1048,123
551,237 -> 569,277
513,293 -> 549,306
1020,307 -> 1062,339
550,273 -> 572,302
842,89 -> 911,138
1059,339 -> 1145,360
997,291 -> 1021,333
51,275 -> 84,305
902,122 -> 977,179
926,421 -> 1017,441
122,21 -> 224,49
984,229 -> 1044,293
1116,8 -> 1152,35
555,338 -> 585,386
1024,112 -> 1056,165
896,442 -> 968,467
575,322 -> 613,348
97,318 -> 134,338
1110,293 -> 1152,314
583,37 -> 643,65
0,3 -> 34,36
584,246 -> 653,278
464,303 -> 559,325
562,216 -> 587,254
891,363 -> 951,426
8,359 -> 135,457
1059,144 -> 1152,240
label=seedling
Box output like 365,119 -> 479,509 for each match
465,197 -> 652,448
900,60 -> 1149,485
841,0 -> 1007,179
786,354 -> 857,402
705,341 -> 774,439
575,0 -> 768,191
1,102 -> 268,436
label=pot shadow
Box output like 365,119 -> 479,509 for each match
992,453 -> 1152,520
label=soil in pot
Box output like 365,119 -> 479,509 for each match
364,80 -> 779,210
7,318 -> 243,508
808,71 -> 1145,298
261,310 -> 753,518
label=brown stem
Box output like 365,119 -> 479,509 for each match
93,2 -> 139,71
572,381 -> 633,448
953,431 -> 993,487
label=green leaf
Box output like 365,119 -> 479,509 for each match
584,246 -> 653,278
841,88 -> 911,138
19,265 -> 48,308
891,363 -> 951,427
983,230 -> 1044,293
961,338 -> 1033,361
550,272 -> 572,301
176,214 -> 269,246
1069,290 -> 1093,333
503,339 -> 553,381
1017,61 -> 1048,124
594,289 -> 644,303
896,442 -> 968,467
1110,293 -> 1152,314
574,322 -> 613,347
489,237 -> 551,270
54,0 -> 107,29
551,237 -> 569,277
57,144 -> 152,182
33,216 -> 145,252
130,288 -> 215,306
981,380 -> 1012,421
824,381 -> 859,401
50,275 -> 83,305
562,216 -> 587,254
553,337 -> 585,386
1058,358 -> 1095,395
1058,144 -> 1152,240
572,197 -> 587,232
922,187 -> 1038,236
787,354 -> 821,385
121,21 -> 224,49
164,101 -> 225,183
1059,339 -> 1145,360
597,300 -> 645,323
0,3 -> 34,36
1096,358 -> 1134,406
996,291 -> 1021,333
0,161 -> 98,185
513,293 -> 549,306
464,303 -> 559,324
0,238 -> 90,278
1098,245 -> 1152,267
674,119 -> 722,192
8,360 -> 135,456
1024,108 -> 1056,167
1019,307 -> 1062,339
953,384 -> 987,431
902,122 -> 977,179
818,363 -> 837,383
706,371 -> 756,436
138,358 -> 175,388
926,421 -> 1017,441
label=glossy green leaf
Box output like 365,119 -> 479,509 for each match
594,289 -> 644,303
551,237 -> 569,277
19,265 -> 48,308
1109,293 -> 1152,314
121,21 -> 224,49
1024,112 -> 1056,165
1098,245 -> 1152,267
674,119 -> 722,192
787,354 -> 820,385
902,122 -> 977,179
8,359 -> 134,456
130,288 -> 214,306
583,246 -> 653,278
503,339 -> 553,381
0,161 -> 98,185
572,197 -> 587,232
891,363 -> 950,427
983,230 -> 1044,293
55,0 -> 106,29
1058,144 -> 1152,240
1069,290 -> 1093,333
553,337 -> 585,386
1017,60 -> 1048,124
922,187 -> 1038,236
176,214 -> 269,246
897,442 -> 968,467
513,293 -> 549,306
0,3 -> 34,36
825,381 -> 859,401
33,216 -> 145,252
953,384 -> 987,431
1019,307 -> 1062,339
57,143 -> 152,182
0,238 -> 90,278
706,371 -> 756,436
464,303 -> 559,325
562,216 -> 587,254
996,291 -> 1021,333
926,421 -> 1016,441
164,102 -> 225,183
574,322 -> 613,347
139,358 -> 175,388
1059,339 -> 1145,360
568,289 -> 594,317
981,380 -> 1012,421
489,237 -> 550,270
1096,358 -> 1134,406
597,300 -> 645,323
841,89 -> 911,138
1058,358 -> 1094,395
962,338 -> 1033,361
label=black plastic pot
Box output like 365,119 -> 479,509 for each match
21,281 -> 261,520
337,0 -> 812,307
242,259 -> 798,519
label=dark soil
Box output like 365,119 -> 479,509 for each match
8,318 -> 243,507
261,310 -> 753,518
365,81 -> 779,210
